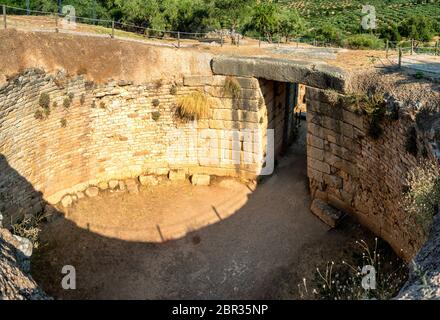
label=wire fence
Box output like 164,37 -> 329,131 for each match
1,3 -> 440,59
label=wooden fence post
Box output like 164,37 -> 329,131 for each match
385,39 -> 389,58
237,34 -> 240,47
220,33 -> 223,47
398,47 -> 402,69
258,37 -> 261,48
3,5 -> 6,29
410,39 -> 414,55
177,31 -> 180,48
111,20 -> 115,38
436,41 -> 439,56
55,13 -> 59,33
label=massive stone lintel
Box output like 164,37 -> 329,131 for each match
211,55 -> 349,93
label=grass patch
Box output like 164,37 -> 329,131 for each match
38,93 -> 50,109
152,111 -> 161,121
177,91 -> 214,120
299,239 -> 407,300
403,160 -> 440,234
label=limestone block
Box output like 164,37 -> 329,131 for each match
169,170 -> 186,181
108,180 -> 119,189
98,182 -> 109,190
191,174 -> 211,186
118,180 -> 126,191
85,187 -> 99,197
183,75 -> 213,86
139,175 -> 159,186
77,192 -> 85,199
310,198 -> 345,228
125,179 -> 139,194
61,195 -> 73,208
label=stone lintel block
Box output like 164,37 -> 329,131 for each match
310,198 -> 345,228
191,174 -> 211,186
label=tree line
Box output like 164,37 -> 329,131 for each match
3,0 -> 440,46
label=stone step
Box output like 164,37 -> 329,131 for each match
310,198 -> 345,228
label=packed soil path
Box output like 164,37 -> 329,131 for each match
32,124 -> 376,299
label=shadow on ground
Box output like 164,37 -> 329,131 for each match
2,124 -> 392,300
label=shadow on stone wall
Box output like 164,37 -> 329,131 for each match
0,154 -> 50,228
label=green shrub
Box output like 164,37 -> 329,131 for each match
344,34 -> 384,50
170,84 -> 178,95
100,101 -> 106,109
63,97 -> 71,109
38,93 -> 50,109
34,110 -> 44,120
68,92 -> 74,101
80,94 -> 86,105
60,118 -> 67,128
152,99 -> 160,107
151,111 -> 161,121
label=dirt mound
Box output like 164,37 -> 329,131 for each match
0,29 -> 212,85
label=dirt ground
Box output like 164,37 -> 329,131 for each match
31,123 -> 393,300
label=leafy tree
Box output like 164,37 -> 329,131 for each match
379,22 -> 401,42
249,0 -> 280,40
278,9 -> 305,41
313,23 -> 344,45
213,0 -> 254,31
398,15 -> 436,41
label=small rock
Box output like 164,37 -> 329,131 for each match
109,180 -> 119,189
168,170 -> 186,181
61,195 -> 73,208
13,235 -> 33,258
119,180 -> 126,191
310,199 -> 345,228
77,191 -> 85,199
191,174 -> 210,186
71,195 -> 78,202
155,168 -> 170,175
125,179 -> 139,194
85,187 -> 99,197
139,175 -> 159,186
98,182 -> 109,190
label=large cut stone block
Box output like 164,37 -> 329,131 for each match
310,198 -> 345,228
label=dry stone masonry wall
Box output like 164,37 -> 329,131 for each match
306,87 -> 425,261
0,69 -> 289,226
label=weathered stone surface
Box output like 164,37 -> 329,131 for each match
125,179 -> 139,194
12,235 -> 33,258
85,187 -> 99,197
118,181 -> 126,191
183,75 -> 213,86
397,213 -> 440,300
98,182 -> 109,190
139,175 -> 159,186
169,170 -> 186,181
191,174 -> 211,186
211,56 -> 348,93
108,180 -> 119,189
61,195 -> 73,208
310,198 -> 345,228
0,228 -> 50,300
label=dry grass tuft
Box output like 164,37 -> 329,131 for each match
223,76 -> 241,99
177,91 -> 214,120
